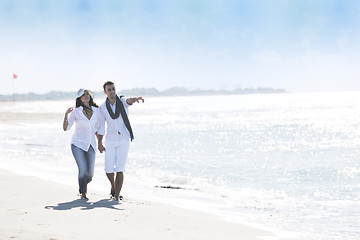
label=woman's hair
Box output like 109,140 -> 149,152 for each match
75,95 -> 99,109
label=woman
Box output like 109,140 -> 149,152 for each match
63,89 -> 100,200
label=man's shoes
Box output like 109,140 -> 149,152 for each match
114,195 -> 124,202
110,189 -> 115,199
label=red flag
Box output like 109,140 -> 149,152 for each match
13,74 -> 18,79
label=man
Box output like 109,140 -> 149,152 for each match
97,81 -> 144,202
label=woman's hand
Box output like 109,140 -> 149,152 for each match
63,107 -> 74,131
65,107 -> 74,114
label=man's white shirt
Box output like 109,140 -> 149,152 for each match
98,97 -> 132,142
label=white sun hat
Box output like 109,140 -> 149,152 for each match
77,89 -> 94,99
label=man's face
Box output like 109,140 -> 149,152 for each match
104,84 -> 116,100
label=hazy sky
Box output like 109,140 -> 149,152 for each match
1,0 -> 360,94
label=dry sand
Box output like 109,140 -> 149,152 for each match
0,169 -> 272,240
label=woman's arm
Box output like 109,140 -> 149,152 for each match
63,107 -> 74,131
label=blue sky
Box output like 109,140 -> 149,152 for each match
1,0 -> 360,94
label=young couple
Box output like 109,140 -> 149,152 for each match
63,81 -> 144,201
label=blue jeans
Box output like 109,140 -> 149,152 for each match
71,144 -> 95,194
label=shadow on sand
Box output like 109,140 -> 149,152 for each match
45,198 -> 123,211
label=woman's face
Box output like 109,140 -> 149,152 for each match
80,90 -> 91,104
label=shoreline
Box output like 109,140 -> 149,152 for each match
0,168 -> 273,240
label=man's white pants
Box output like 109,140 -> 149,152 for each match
104,137 -> 130,173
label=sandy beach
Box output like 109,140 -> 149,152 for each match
0,169 -> 272,240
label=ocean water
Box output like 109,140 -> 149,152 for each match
1,92 -> 360,239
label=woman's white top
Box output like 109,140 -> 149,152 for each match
66,106 -> 100,151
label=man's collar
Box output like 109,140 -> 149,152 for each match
107,97 -> 116,105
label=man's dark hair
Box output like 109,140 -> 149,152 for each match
103,81 -> 115,91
